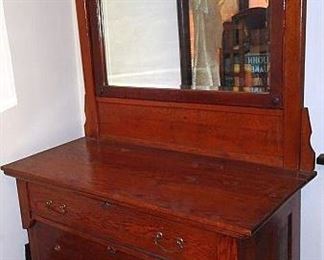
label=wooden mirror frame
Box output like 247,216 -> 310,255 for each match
82,0 -> 284,108
76,0 -> 315,172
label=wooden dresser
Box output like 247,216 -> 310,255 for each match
2,0 -> 317,259
2,139 -> 316,259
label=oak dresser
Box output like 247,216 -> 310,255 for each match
1,0 -> 317,259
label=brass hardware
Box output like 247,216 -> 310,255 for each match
45,200 -> 53,207
154,232 -> 184,253
58,204 -> 67,214
45,200 -> 67,215
107,245 -> 117,255
176,237 -> 185,249
102,201 -> 112,209
53,244 -> 61,252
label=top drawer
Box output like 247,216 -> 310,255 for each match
28,183 -> 238,260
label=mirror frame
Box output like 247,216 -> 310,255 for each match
84,0 -> 284,108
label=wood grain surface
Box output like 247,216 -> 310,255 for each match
2,138 -> 315,239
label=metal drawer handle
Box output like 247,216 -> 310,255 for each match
45,200 -> 67,215
53,244 -> 61,252
107,245 -> 118,255
154,232 -> 184,254
102,201 -> 112,209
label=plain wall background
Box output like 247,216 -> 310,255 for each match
301,0 -> 324,259
0,0 -> 323,260
0,1 -> 84,259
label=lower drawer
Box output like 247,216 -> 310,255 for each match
28,222 -> 140,260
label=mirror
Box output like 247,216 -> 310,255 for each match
101,1 -> 181,88
101,0 -> 270,93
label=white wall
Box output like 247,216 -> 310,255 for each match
301,0 -> 324,259
0,1 -> 84,259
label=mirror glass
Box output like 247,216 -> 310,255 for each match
101,0 -> 181,88
101,0 -> 270,93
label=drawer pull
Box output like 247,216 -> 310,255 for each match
102,201 -> 112,209
107,245 -> 117,255
154,232 -> 184,254
45,200 -> 67,215
53,244 -> 61,252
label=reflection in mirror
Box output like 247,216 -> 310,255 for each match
189,0 -> 270,92
101,0 -> 270,93
101,0 -> 181,88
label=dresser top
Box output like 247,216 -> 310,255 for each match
2,137 -> 315,238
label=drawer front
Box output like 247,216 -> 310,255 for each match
29,183 -> 238,260
29,222 -> 139,260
